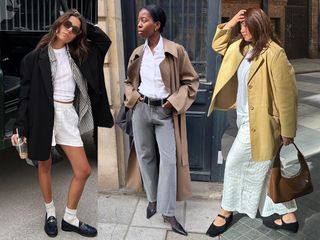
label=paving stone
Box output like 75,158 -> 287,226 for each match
256,235 -> 272,240
98,195 -> 139,224
266,230 -> 286,239
185,199 -> 220,233
232,222 -> 253,234
131,198 -> 184,229
126,226 -> 166,240
244,229 -> 263,240
166,231 -> 217,240
221,228 -> 243,239
98,223 -> 127,240
256,224 -> 271,235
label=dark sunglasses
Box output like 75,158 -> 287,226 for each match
62,20 -> 82,35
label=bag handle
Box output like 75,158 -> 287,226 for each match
274,142 -> 308,173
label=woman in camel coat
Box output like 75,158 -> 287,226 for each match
124,4 -> 199,236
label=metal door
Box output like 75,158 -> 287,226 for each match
285,0 -> 308,59
122,0 -> 225,182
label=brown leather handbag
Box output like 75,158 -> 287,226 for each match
268,143 -> 313,203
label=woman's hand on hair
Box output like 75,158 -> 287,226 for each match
281,136 -> 294,146
223,10 -> 246,30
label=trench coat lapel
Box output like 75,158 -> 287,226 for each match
160,39 -> 178,90
127,47 -> 144,87
247,44 -> 269,84
248,55 -> 264,84
159,57 -> 171,90
39,50 -> 53,105
213,47 -> 245,97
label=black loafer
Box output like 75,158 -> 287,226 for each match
206,213 -> 233,237
263,217 -> 299,233
44,214 -> 58,237
61,219 -> 97,237
146,202 -> 157,219
163,215 -> 188,236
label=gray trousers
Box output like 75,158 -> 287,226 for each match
132,102 -> 177,216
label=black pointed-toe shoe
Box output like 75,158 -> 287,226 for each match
163,215 -> 188,236
263,217 -> 299,233
146,202 -> 157,219
61,219 -> 97,237
206,213 -> 233,238
44,214 -> 58,237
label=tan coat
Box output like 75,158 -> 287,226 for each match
124,38 -> 199,201
208,24 -> 298,161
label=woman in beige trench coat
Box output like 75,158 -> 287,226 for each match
206,8 -> 298,238
124,4 -> 199,236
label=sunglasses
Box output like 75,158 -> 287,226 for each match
62,20 -> 82,35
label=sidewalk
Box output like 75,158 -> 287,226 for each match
98,59 -> 320,240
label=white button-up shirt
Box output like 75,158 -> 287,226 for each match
139,36 -> 169,99
236,47 -> 253,117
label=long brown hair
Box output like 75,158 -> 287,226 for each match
239,8 -> 282,61
35,9 -> 88,63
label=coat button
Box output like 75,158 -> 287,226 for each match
250,106 -> 254,110
249,85 -> 253,89
251,128 -> 256,132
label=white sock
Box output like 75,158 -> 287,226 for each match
45,201 -> 56,219
63,207 -> 80,227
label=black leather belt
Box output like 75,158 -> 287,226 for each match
141,95 -> 167,107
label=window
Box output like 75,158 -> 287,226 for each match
0,0 -> 97,32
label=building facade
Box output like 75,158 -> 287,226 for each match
222,0 -> 319,58
98,0 -> 320,192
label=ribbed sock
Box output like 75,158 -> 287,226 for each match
45,201 -> 56,219
63,207 -> 80,227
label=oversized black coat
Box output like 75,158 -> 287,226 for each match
14,23 -> 114,160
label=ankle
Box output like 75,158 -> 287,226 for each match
220,209 -> 232,218
64,207 -> 80,227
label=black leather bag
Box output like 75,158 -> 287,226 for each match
115,103 -> 133,136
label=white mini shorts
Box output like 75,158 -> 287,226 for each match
51,101 -> 83,147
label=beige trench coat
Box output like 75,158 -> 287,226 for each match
124,38 -> 199,201
208,24 -> 298,161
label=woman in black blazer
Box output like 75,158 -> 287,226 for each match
11,9 -> 113,237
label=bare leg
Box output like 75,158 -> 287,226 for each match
60,145 -> 91,209
38,158 -> 53,203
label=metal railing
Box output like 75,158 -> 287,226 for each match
0,0 -> 97,32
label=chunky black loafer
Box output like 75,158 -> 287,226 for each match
61,219 -> 97,237
44,214 -> 58,237
206,213 -> 233,237
263,217 -> 299,233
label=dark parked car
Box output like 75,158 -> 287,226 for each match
0,0 -> 97,149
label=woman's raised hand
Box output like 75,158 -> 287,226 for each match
223,10 -> 246,30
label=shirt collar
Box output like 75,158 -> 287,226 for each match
143,35 -> 164,53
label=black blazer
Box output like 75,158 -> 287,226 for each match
14,23 -> 113,160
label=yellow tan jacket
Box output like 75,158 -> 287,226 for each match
208,24 -> 297,161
